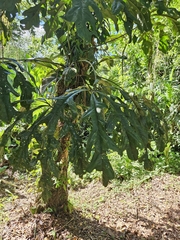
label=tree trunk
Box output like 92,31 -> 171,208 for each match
45,77 -> 71,213
46,134 -> 70,213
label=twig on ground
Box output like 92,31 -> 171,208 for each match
55,217 -> 74,233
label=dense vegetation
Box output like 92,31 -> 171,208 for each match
0,0 -> 179,213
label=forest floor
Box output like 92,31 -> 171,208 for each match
0,170 -> 180,240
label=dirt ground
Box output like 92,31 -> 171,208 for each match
0,172 -> 180,240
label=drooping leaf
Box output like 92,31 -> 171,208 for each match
112,0 -> 124,15
14,71 -> 35,110
0,65 -> 17,123
87,152 -> 102,172
45,89 -> 85,135
69,123 -> 87,176
126,0 -> 152,32
126,135 -> 139,160
123,17 -> 133,42
102,156 -> 115,186
142,150 -> 153,170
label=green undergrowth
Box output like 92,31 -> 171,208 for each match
0,177 -> 18,231
68,150 -> 180,191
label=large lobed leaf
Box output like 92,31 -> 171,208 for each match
63,0 -> 103,42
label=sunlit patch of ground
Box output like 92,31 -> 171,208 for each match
1,172 -> 180,240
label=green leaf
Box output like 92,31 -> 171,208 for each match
112,0 -> 124,15
63,0 -> 103,42
86,131 -> 97,158
101,3 -> 119,32
0,0 -> 20,11
46,89 -> 85,135
139,0 -> 151,8
155,0 -> 166,15
0,98 -> 9,123
0,66 -> 17,123
20,4 -> 41,30
41,1 -> 65,42
121,0 -> 152,37
0,128 -> 11,146
142,151 -> 153,170
69,125 -> 87,176
56,28 -> 65,39
45,101 -> 64,136
133,34 -> 138,44
32,58 -> 58,69
0,166 -> 8,174
42,18 -> 59,42
65,96 -> 78,118
124,18 -> 133,42
156,136 -> 165,152
14,71 -> 35,110
83,93 -> 120,183
0,21 -> 10,45
87,152 -> 102,172
0,0 -> 20,21
126,142 -> 138,160
105,33 -> 124,43
106,97 -> 144,147
159,30 -> 170,53
142,39 -> 152,54
102,156 -> 114,186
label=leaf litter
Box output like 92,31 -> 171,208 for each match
0,172 -> 180,240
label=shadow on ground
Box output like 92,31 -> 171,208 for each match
1,173 -> 180,239
2,206 -> 180,240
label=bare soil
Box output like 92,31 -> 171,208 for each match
0,172 -> 180,240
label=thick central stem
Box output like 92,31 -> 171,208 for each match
46,134 -> 70,212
